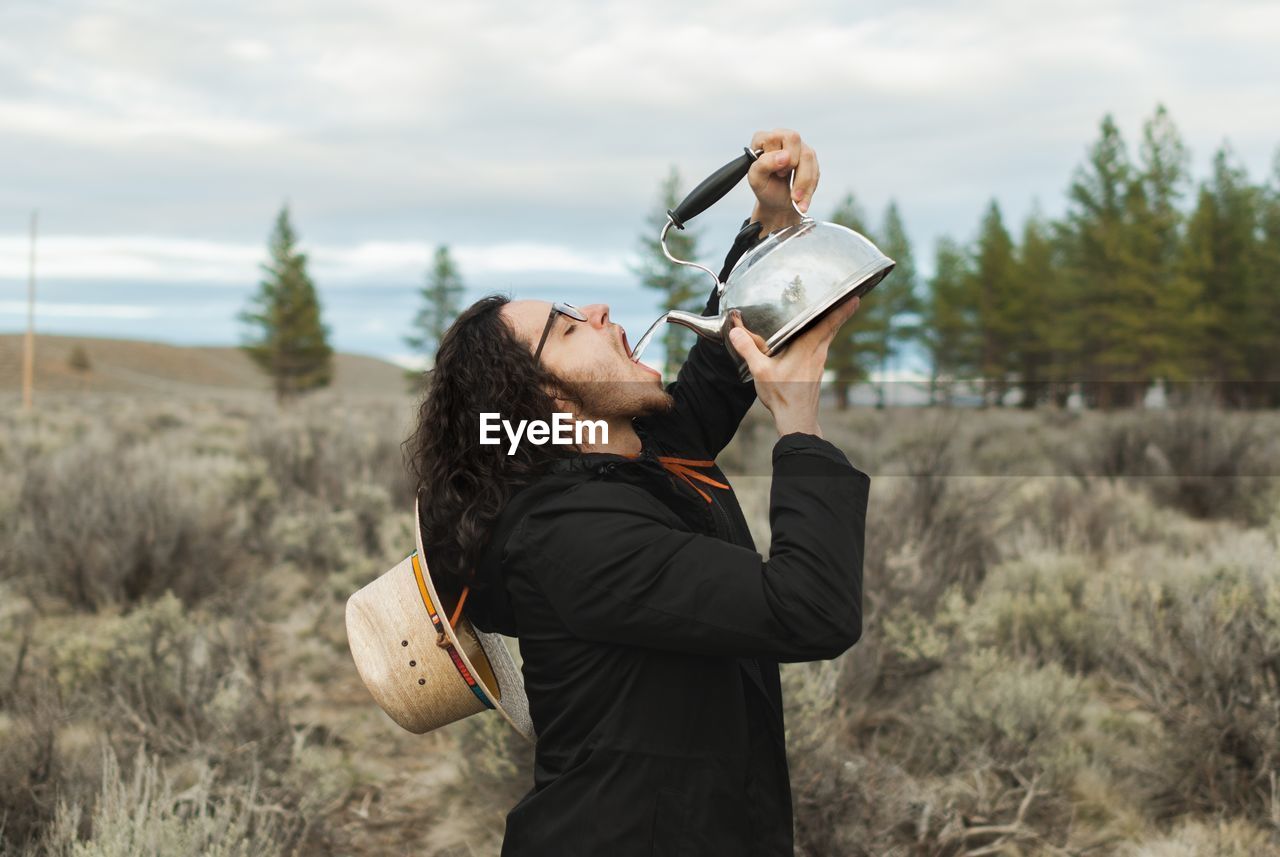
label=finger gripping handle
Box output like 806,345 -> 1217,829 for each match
667,147 -> 758,230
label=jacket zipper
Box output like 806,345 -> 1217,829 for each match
707,471 -> 750,547
707,481 -> 733,542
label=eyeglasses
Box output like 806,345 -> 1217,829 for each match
533,301 -> 588,363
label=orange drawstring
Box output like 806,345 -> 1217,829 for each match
435,584 -> 471,648
449,586 -> 469,628
619,453 -> 730,503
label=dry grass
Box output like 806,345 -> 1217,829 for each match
0,334 -> 411,397
2,391 -> 1278,855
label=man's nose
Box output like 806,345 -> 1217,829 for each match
582,303 -> 610,328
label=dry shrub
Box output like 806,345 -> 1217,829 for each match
8,433 -> 246,610
46,593 -> 291,774
0,691 -> 90,852
905,649 -> 1088,782
873,594 -> 958,690
0,590 -> 69,850
863,422 -> 1006,614
783,646 -> 1085,856
35,747 -> 292,857
247,400 -> 413,511
449,711 -> 534,816
1095,533 -> 1280,822
268,484 -> 393,577
782,658 -> 922,856
968,555 -> 1112,673
269,507 -> 367,576
1055,406 -> 1280,525
223,458 -> 282,559
1008,477 -> 1204,557
0,593 -> 322,855
1124,817 -> 1278,857
942,530 -> 1280,833
0,395 -> 412,854
7,392 -> 1279,854
788,748 -> 922,857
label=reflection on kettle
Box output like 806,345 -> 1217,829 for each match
629,147 -> 895,382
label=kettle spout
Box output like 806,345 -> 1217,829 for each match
665,310 -> 727,341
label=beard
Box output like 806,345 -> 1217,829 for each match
555,368 -> 674,420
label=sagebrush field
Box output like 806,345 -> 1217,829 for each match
2,391 -> 1278,856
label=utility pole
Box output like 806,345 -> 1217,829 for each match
22,210 -> 37,412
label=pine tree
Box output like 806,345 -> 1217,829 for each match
865,201 -> 921,407
405,244 -> 465,382
1127,104 -> 1205,404
921,236 -> 979,405
1014,210 -> 1058,407
826,192 -> 880,409
973,200 -> 1020,405
631,166 -> 708,378
1056,115 -> 1138,408
239,205 -> 333,403
1184,145 -> 1263,406
1257,150 -> 1280,406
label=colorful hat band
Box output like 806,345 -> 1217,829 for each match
411,552 -> 495,710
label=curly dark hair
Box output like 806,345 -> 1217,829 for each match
403,294 -> 579,594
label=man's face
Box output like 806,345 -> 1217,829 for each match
501,300 -> 674,419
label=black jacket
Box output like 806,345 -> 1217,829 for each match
465,222 -> 871,857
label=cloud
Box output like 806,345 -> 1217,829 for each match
0,97 -> 283,150
4,0 -> 1276,248
226,39 -> 273,63
0,236 -> 261,282
1,0 -> 1277,360
0,234 -> 629,283
0,300 -> 162,319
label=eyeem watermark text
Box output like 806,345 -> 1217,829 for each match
479,413 -> 608,455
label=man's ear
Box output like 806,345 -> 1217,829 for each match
550,394 -> 579,418
552,393 -> 591,422
542,381 -> 575,416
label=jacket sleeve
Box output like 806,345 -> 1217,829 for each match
637,218 -> 765,459
506,433 -> 869,662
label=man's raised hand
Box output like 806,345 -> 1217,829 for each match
727,295 -> 861,439
747,128 -> 820,233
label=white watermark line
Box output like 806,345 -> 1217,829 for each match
479,412 -> 608,455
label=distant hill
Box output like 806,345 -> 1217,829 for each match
0,333 -> 414,397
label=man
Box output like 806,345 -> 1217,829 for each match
405,128 -> 869,856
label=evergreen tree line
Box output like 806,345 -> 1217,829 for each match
639,106 -> 1279,410
242,107 -> 1278,409
905,105 -> 1279,409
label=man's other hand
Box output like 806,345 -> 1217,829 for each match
748,128 -> 820,234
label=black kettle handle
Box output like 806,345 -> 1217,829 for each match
667,147 -> 760,230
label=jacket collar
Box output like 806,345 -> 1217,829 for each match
546,419 -> 666,476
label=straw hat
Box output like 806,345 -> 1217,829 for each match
345,498 -> 535,743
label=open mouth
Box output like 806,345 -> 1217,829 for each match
614,323 -> 659,377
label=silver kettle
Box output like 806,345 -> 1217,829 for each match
630,147 -> 895,382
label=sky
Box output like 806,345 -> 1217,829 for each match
2,0 -> 1278,370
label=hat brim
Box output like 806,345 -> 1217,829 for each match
414,498 -> 536,744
